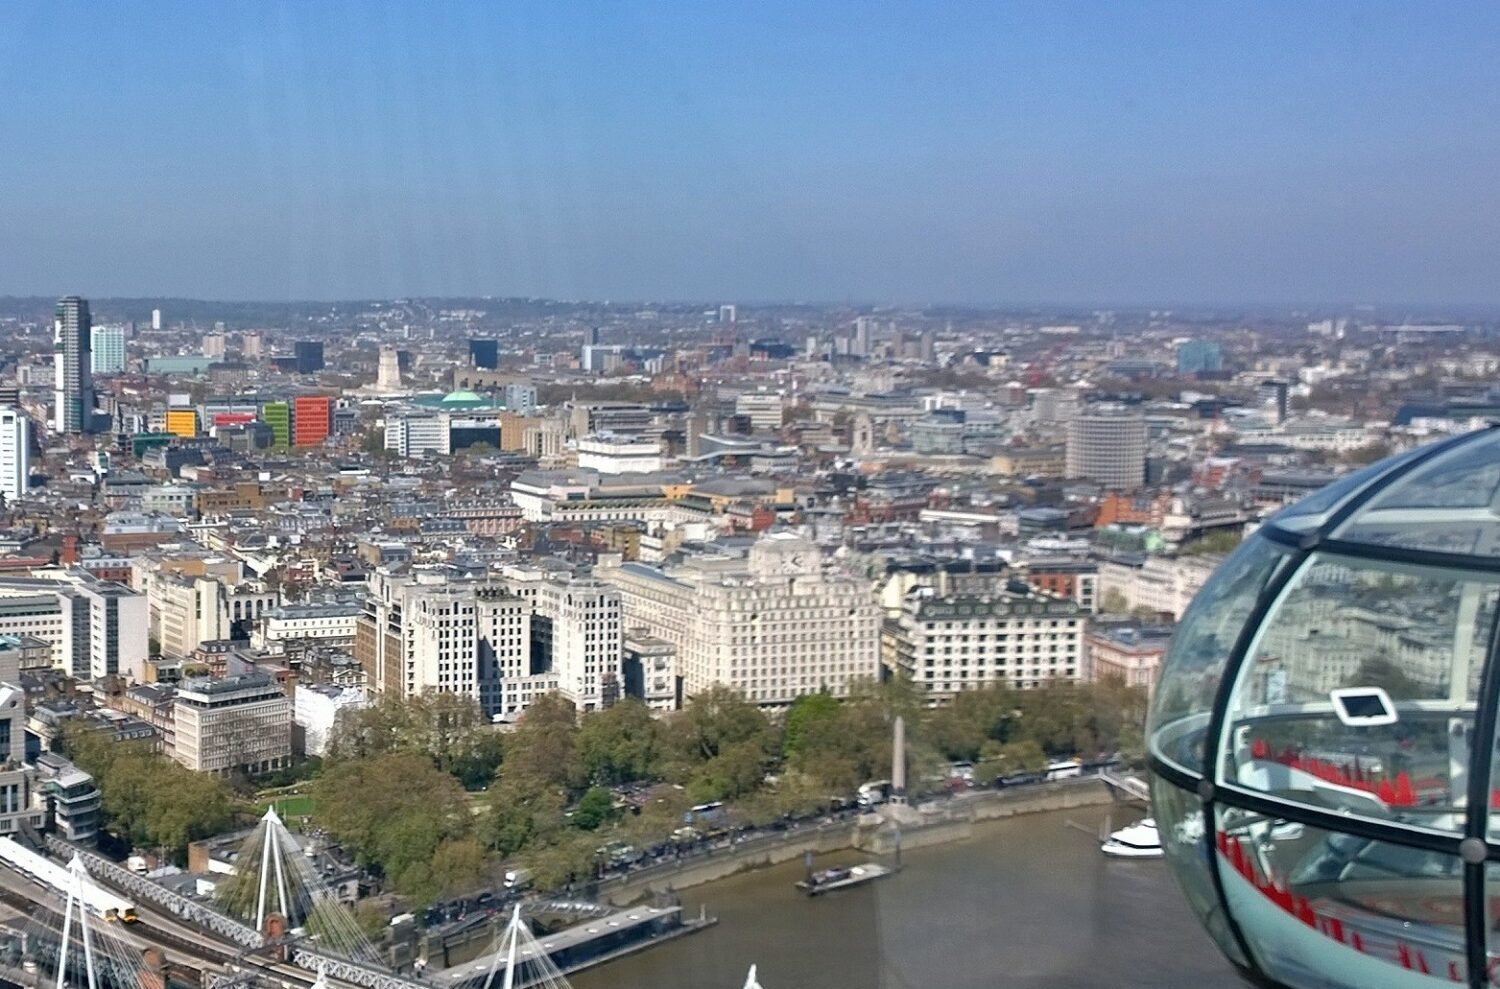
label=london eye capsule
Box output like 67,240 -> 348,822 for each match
1148,427 -> 1500,988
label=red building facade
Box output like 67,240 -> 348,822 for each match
292,396 -> 333,447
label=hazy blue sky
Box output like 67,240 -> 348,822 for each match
2,2 -> 1498,305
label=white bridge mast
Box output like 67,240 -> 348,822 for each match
56,855 -> 100,989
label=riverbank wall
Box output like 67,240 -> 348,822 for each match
598,777 -> 1120,906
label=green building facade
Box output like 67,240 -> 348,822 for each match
261,401 -> 290,448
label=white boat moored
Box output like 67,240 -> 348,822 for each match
1101,817 -> 1164,858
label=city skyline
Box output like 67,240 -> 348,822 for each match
4,2 -> 1500,305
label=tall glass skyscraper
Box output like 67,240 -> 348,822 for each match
1177,338 -> 1224,375
469,338 -> 499,369
53,296 -> 95,434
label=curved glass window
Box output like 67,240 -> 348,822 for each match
1266,447 -> 1431,535
1218,554 -> 1497,836
1152,775 -> 1247,968
1217,805 -> 1467,987
1148,536 -> 1291,774
1330,431 -> 1500,555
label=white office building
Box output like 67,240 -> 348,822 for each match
173,673 -> 292,775
293,684 -> 367,757
575,433 -> 663,474
882,586 -> 1085,701
500,567 -> 622,712
600,533 -> 881,706
504,382 -> 537,416
78,580 -> 149,682
384,412 -> 450,457
255,603 -> 361,651
356,569 -> 568,720
0,409 -> 28,503
0,574 -> 146,680
734,391 -> 784,431
406,584 -> 485,706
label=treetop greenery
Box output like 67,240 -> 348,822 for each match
305,674 -> 1147,901
63,724 -> 234,862
64,673 -> 1153,906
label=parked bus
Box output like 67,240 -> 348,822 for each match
1044,761 -> 1082,782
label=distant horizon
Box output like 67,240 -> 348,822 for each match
2,292 -> 1499,319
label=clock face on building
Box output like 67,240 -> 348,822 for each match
750,537 -> 817,578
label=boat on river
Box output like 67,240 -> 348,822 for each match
1101,818 -> 1164,859
795,862 -> 894,895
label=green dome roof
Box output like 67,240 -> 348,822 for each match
442,390 -> 483,404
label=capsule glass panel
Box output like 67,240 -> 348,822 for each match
1219,554 -> 1496,837
1148,537 -> 1292,775
1216,805 -> 1467,988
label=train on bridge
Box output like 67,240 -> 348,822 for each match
0,836 -> 139,923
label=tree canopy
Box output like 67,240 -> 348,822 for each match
326,692 -> 503,789
64,725 -> 233,861
305,677 -> 1149,899
576,699 -> 658,786
313,751 -> 482,905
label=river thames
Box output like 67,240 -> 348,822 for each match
573,804 -> 1237,989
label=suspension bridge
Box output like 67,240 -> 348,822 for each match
19,810 -> 431,989
0,810 -> 745,989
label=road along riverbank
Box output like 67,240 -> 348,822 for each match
598,777 -> 1116,906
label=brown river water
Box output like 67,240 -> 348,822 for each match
572,804 -> 1238,989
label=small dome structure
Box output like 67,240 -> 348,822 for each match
412,389 -> 500,411
1148,427 -> 1500,988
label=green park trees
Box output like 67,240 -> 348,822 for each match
922,678 -> 1148,769
661,687 -> 777,802
570,787 -> 616,831
313,751 -> 486,905
63,725 -> 233,861
66,668 -> 1149,902
577,699 -> 658,786
325,692 -> 503,789
301,674 -> 1150,900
